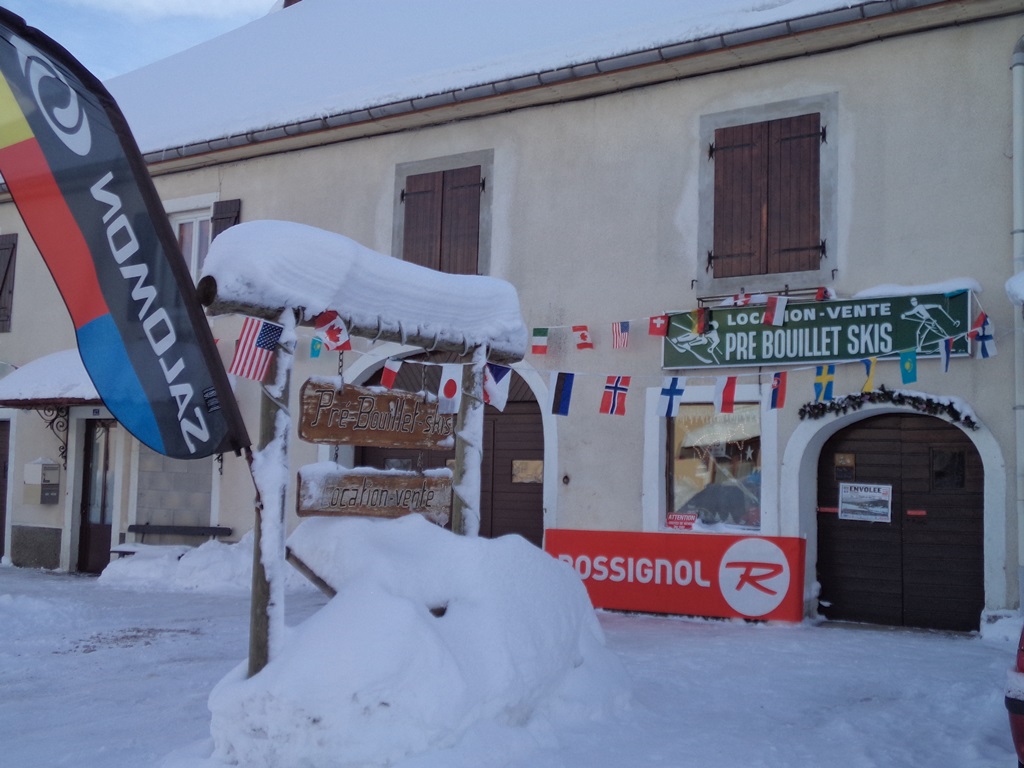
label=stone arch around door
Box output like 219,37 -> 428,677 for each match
780,403 -> 1006,630
344,351 -> 547,547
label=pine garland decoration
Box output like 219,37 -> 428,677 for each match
797,384 -> 978,430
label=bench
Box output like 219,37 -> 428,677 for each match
127,523 -> 233,543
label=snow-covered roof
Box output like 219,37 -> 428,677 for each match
0,348 -> 99,407
201,220 -> 527,362
106,0 -> 867,156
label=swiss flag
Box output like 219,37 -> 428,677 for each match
648,315 -> 669,336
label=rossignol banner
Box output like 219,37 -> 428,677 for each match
663,291 -> 971,369
545,529 -> 806,622
0,10 -> 249,458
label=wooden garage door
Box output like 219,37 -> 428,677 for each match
816,414 -> 983,631
357,362 -> 544,547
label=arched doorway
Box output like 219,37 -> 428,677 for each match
357,358 -> 544,547
816,414 -> 983,631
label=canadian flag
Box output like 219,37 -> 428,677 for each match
573,325 -> 594,350
763,296 -> 788,326
314,310 -> 352,350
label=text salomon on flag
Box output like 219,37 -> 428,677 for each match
0,11 -> 249,458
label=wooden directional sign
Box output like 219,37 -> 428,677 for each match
299,378 -> 454,449
298,464 -> 452,524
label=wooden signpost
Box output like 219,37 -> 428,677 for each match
297,465 -> 452,524
298,378 -> 453,449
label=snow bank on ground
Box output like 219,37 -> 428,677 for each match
199,515 -> 628,768
99,532 -> 312,594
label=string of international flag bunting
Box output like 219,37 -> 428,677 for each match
222,291 -> 999,420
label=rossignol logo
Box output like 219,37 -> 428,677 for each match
12,37 -> 91,156
718,538 -> 791,617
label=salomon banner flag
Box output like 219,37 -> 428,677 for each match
0,11 -> 249,458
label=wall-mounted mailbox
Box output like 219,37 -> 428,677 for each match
24,459 -> 60,505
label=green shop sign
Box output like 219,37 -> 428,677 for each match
663,292 -> 971,369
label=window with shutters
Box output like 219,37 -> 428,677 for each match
166,196 -> 241,282
0,233 -> 16,333
394,150 -> 493,276
697,95 -> 837,295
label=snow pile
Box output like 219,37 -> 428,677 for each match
99,532 -> 312,594
1007,272 -> 1024,305
204,515 -> 629,768
202,221 -> 527,360
0,348 -> 97,403
853,278 -> 981,299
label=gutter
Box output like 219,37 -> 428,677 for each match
1013,35 -> 1024,609
139,0 -> 1024,174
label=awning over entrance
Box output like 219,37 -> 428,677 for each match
0,349 -> 100,408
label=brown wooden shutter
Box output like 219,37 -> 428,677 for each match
440,165 -> 481,275
712,123 -> 767,278
402,171 -> 443,271
0,233 -> 17,333
767,113 -> 820,273
210,198 -> 241,241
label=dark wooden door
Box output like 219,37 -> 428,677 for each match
356,362 -> 544,546
0,420 -> 8,557
78,420 -> 115,574
816,415 -> 983,631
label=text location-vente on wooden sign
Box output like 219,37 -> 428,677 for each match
297,463 -> 452,524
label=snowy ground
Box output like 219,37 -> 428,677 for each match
1,550 -> 1020,767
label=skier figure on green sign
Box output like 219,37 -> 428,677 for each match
899,297 -> 959,353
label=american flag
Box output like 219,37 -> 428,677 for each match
611,320 -> 630,349
229,317 -> 283,382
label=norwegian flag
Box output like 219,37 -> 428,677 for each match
600,375 -> 630,416
229,317 -> 283,382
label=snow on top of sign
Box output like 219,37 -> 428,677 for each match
852,278 -> 980,300
202,220 -> 527,358
0,348 -> 98,403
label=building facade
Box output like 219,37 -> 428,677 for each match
1,0 -> 1022,631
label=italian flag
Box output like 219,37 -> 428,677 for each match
531,327 -> 549,355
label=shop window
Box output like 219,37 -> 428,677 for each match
0,233 -> 17,333
667,403 -> 761,531
394,150 -> 492,276
696,94 -> 836,295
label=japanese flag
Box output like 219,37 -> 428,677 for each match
438,364 -> 463,414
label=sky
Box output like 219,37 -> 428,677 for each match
1,0 -> 273,80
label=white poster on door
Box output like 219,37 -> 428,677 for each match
838,482 -> 892,523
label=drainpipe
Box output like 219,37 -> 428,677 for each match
1013,36 -> 1024,609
